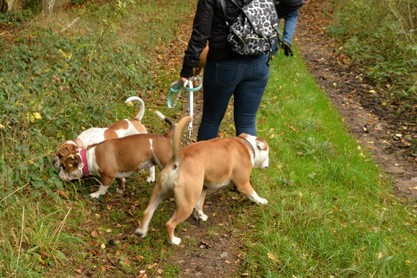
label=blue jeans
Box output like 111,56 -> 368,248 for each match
282,9 -> 299,45
272,9 -> 299,54
197,55 -> 270,141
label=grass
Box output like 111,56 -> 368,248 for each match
1,0 -> 417,277
239,52 -> 417,276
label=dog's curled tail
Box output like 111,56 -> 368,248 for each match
125,96 -> 145,121
173,116 -> 192,165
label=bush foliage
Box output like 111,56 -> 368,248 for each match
328,0 -> 417,99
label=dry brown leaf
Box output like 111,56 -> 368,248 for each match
267,252 -> 279,264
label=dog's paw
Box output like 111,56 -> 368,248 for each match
257,198 -> 268,205
193,210 -> 208,221
90,192 -> 101,198
169,236 -> 181,246
116,188 -> 125,194
134,227 -> 147,238
249,192 -> 268,205
146,176 -> 155,183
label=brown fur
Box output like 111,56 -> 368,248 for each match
176,31 -> 208,76
136,116 -> 269,245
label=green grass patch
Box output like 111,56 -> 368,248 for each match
237,50 -> 417,276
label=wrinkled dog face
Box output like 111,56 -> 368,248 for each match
57,153 -> 84,181
52,141 -> 79,169
243,135 -> 269,169
254,137 -> 269,169
52,141 -> 85,181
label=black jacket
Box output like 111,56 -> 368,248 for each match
180,0 -> 253,78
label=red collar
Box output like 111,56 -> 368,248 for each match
80,149 -> 89,176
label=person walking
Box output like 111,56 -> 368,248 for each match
273,0 -> 309,56
180,0 -> 272,141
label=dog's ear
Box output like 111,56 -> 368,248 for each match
256,138 -> 268,151
59,144 -> 77,157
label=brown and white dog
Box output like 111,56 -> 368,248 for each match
58,111 -> 175,198
135,116 -> 270,245
52,96 -> 157,183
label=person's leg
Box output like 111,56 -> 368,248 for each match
282,9 -> 299,45
233,55 -> 270,136
197,59 -> 243,141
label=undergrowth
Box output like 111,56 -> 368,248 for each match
0,0 -> 193,276
327,0 -> 417,100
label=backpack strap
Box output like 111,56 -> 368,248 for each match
219,0 -> 229,25
220,0 -> 243,25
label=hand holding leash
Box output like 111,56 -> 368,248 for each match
167,76 -> 202,138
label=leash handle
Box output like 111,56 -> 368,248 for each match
184,79 -> 195,138
183,76 -> 202,92
167,80 -> 183,109
167,76 -> 203,138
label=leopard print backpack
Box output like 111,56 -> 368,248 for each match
220,0 -> 279,56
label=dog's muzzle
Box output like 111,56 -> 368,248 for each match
52,156 -> 62,169
261,157 -> 269,169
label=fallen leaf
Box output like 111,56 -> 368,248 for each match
56,190 -> 69,199
267,252 -> 279,263
121,242 -> 129,250
120,257 -> 131,266
136,270 -> 148,278
136,255 -> 145,261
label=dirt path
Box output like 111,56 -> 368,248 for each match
297,0 -> 417,202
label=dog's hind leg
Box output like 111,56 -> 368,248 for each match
166,179 -> 202,245
135,181 -> 168,238
165,204 -> 195,246
193,189 -> 208,221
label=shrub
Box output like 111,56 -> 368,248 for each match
328,0 -> 417,99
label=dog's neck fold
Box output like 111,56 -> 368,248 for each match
239,137 -> 255,165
